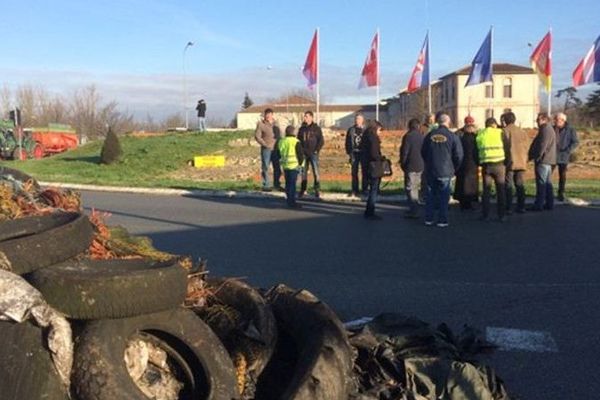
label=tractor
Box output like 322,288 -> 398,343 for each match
0,118 -> 44,160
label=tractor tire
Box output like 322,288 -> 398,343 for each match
11,146 -> 27,161
72,308 -> 239,400
0,212 -> 94,275
0,321 -> 69,400
0,166 -> 39,188
27,258 -> 188,320
255,284 -> 356,400
32,143 -> 45,159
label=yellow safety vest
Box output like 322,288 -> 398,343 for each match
476,127 -> 505,164
278,136 -> 300,170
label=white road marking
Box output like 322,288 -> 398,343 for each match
486,327 -> 558,353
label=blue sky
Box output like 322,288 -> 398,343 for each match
1,0 -> 599,120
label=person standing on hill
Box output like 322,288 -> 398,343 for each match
254,108 -> 281,191
196,99 -> 207,132
454,116 -> 479,211
553,112 -> 579,201
502,112 -> 529,214
298,111 -> 324,199
400,118 -> 424,218
345,113 -> 367,197
278,126 -> 304,208
528,112 -> 557,211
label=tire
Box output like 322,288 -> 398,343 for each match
32,142 -> 45,159
255,284 -> 356,400
72,308 -> 239,400
11,146 -> 27,160
27,258 -> 188,320
0,212 -> 94,275
0,165 -> 39,188
0,321 -> 69,400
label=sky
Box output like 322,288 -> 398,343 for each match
0,0 -> 599,122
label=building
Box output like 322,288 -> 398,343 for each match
236,95 -> 388,130
390,63 -> 540,129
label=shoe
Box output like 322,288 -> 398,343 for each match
557,194 -> 565,202
424,220 -> 434,226
314,191 -> 321,199
298,191 -> 305,199
436,221 -> 449,228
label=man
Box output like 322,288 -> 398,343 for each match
554,112 -> 579,201
476,117 -> 511,222
363,121 -> 384,220
502,112 -> 529,213
278,125 -> 304,208
196,99 -> 207,132
528,112 -> 557,211
454,116 -> 479,210
400,118 -> 424,218
297,111 -> 324,199
345,113 -> 367,196
421,113 -> 463,227
254,108 -> 281,191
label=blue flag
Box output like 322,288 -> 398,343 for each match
465,28 -> 493,87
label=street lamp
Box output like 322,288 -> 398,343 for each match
183,41 -> 194,130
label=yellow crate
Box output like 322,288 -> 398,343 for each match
194,155 -> 226,168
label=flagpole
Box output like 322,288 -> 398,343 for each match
427,30 -> 432,115
376,28 -> 380,121
489,26 -> 494,119
547,27 -> 552,115
316,27 -> 320,126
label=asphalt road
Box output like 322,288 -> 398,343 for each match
82,191 -> 600,399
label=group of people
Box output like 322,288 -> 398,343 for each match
254,107 -> 579,224
398,110 -> 579,227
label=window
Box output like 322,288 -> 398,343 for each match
485,108 -> 494,119
503,77 -> 513,98
451,82 -> 456,102
485,84 -> 494,98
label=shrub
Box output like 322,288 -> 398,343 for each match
100,128 -> 122,164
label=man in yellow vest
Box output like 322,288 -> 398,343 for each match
476,117 -> 511,222
277,126 -> 304,208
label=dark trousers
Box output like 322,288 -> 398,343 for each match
365,177 -> 381,216
556,164 -> 568,198
505,169 -> 526,212
300,153 -> 320,192
424,176 -> 452,223
260,147 -> 282,188
534,163 -> 554,210
284,169 -> 299,205
482,163 -> 506,218
350,154 -> 368,193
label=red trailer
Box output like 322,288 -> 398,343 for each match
29,124 -> 78,157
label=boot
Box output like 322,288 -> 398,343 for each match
516,186 -> 526,212
299,180 -> 307,198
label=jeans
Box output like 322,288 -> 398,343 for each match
534,163 -> 554,210
260,147 -> 282,188
198,117 -> 206,132
506,169 -> 526,212
284,169 -> 299,205
425,176 -> 452,223
350,154 -> 368,193
482,163 -> 506,218
301,153 -> 320,192
365,177 -> 381,216
556,164 -> 568,198
404,171 -> 422,215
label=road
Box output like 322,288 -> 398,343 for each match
82,190 -> 600,399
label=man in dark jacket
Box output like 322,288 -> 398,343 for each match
454,116 -> 479,210
298,111 -> 324,199
345,113 -> 367,196
553,112 -> 579,201
196,99 -> 207,132
421,113 -> 463,227
400,118 -> 424,218
528,112 -> 557,211
363,121 -> 384,220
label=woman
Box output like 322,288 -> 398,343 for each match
363,121 -> 384,220
454,116 -> 479,210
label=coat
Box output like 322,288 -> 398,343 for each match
399,129 -> 425,173
297,123 -> 324,156
254,120 -> 277,150
555,123 -> 579,164
504,124 -> 529,171
421,126 -> 464,179
454,125 -> 479,200
528,123 -> 557,165
196,101 -> 206,118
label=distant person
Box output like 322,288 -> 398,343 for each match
421,113 -> 463,227
454,116 -> 479,210
502,112 -> 529,214
554,112 -> 579,201
254,108 -> 281,191
277,125 -> 304,208
345,113 -> 367,197
196,99 -> 207,132
528,112 -> 557,211
363,120 -> 384,220
297,111 -> 324,199
399,118 -> 424,218
476,117 -> 511,222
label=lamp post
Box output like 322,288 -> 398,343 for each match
183,41 -> 194,130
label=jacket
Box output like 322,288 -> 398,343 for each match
399,129 -> 425,173
504,124 -> 529,171
196,102 -> 206,118
345,125 -> 365,155
298,122 -> 324,156
362,128 -> 382,163
454,125 -> 479,199
421,126 -> 464,179
278,136 -> 304,170
254,120 -> 277,150
475,127 -> 511,166
555,123 -> 579,164
528,123 -> 557,165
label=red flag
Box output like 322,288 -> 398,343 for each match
530,31 -> 552,92
359,32 -> 379,88
303,30 -> 318,88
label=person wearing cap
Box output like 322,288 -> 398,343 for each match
277,125 -> 304,208
454,116 -> 480,210
476,117 -> 511,221
502,111 -> 529,213
553,112 -> 579,201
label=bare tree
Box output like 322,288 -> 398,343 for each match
0,85 -> 11,118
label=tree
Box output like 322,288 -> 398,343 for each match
585,86 -> 600,127
242,92 -> 254,110
100,127 -> 122,164
556,86 -> 582,112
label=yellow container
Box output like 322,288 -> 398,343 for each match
194,155 -> 226,168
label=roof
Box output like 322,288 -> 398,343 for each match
239,103 -> 386,114
440,63 -> 534,79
